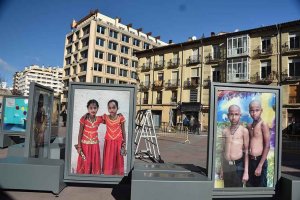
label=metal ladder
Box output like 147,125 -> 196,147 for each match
134,110 -> 163,163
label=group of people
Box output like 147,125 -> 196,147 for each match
183,115 -> 199,134
220,100 -> 270,187
75,99 -> 126,176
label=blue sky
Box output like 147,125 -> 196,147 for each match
0,0 -> 299,86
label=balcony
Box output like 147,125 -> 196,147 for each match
253,45 -> 273,58
227,73 -> 249,83
184,78 -> 199,89
186,55 -> 200,66
165,79 -> 180,90
281,73 -> 300,83
202,78 -> 211,88
141,63 -> 152,72
205,53 -> 222,64
139,81 -> 151,91
167,58 -> 180,69
153,61 -> 165,70
250,71 -> 278,84
289,96 -> 300,104
143,98 -> 149,104
156,98 -> 162,104
152,80 -> 164,91
282,42 -> 300,55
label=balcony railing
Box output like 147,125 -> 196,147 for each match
183,78 -> 199,88
205,53 -> 222,63
165,79 -> 180,90
156,98 -> 162,104
167,58 -> 180,69
186,55 -> 200,66
139,81 -> 151,91
253,45 -> 273,57
141,63 -> 152,72
250,71 -> 277,84
152,80 -> 164,90
153,61 -> 165,70
227,47 -> 249,57
289,96 -> 300,104
282,42 -> 300,54
227,73 -> 249,82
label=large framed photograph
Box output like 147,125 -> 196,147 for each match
1,96 -> 28,133
208,83 -> 281,197
24,82 -> 54,158
64,83 -> 136,183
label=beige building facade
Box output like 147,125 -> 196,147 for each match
13,65 -> 64,96
62,10 -> 167,105
136,19 -> 300,132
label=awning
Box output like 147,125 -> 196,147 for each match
180,102 -> 202,112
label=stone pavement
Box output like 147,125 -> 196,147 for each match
0,126 -> 299,200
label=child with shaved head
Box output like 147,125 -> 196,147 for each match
247,100 -> 270,187
220,104 -> 249,187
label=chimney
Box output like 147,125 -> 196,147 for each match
137,28 -> 143,32
126,23 -> 133,27
115,17 -> 121,24
211,32 -> 215,36
70,19 -> 77,29
169,40 -> 173,44
146,32 -> 152,36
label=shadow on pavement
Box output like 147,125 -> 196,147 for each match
0,187 -> 15,200
111,172 -> 131,200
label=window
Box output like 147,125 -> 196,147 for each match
131,71 -> 137,79
143,92 -> 148,104
82,37 -> 89,47
67,36 -> 72,44
119,69 -> 128,77
261,61 -> 271,79
65,57 -> 71,65
106,78 -> 115,84
133,38 -> 140,47
289,33 -> 300,49
122,34 -> 130,43
120,57 -> 129,66
213,45 -> 220,59
66,46 -> 72,54
227,35 -> 249,57
171,91 -> 177,102
190,89 -> 198,102
121,46 -> 129,54
95,50 -> 104,59
73,66 -> 77,74
227,58 -> 249,82
144,42 -> 150,50
158,73 -> 164,81
108,41 -> 118,50
132,49 -> 138,57
107,65 -> 116,74
81,50 -> 88,59
132,61 -> 138,68
108,53 -> 117,62
79,75 -> 86,82
97,25 -> 106,34
261,37 -> 271,52
65,68 -> 70,76
93,76 -> 102,83
119,81 -> 127,84
109,30 -> 118,39
145,74 -> 150,85
289,58 -> 300,77
80,63 -> 87,72
94,63 -> 102,72
212,70 -> 221,82
73,54 -> 78,62
157,92 -> 162,104
83,25 -> 90,35
75,42 -> 79,51
96,37 -> 105,46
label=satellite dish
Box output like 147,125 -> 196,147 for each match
192,36 -> 197,40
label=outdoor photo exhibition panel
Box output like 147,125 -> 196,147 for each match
1,96 -> 28,133
64,83 -> 136,183
208,83 -> 282,198
24,82 -> 54,158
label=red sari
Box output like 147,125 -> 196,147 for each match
76,116 -> 103,174
102,114 -> 125,175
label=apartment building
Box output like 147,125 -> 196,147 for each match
62,10 -> 167,104
13,65 -> 64,96
136,19 -> 300,132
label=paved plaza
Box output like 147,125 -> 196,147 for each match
0,125 -> 299,200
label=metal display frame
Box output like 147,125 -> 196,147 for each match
24,82 -> 54,158
208,82 -> 282,198
64,82 -> 136,184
